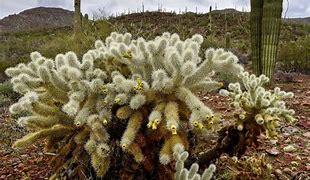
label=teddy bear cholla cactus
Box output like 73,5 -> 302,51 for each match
5,32 -> 243,178
91,32 -> 243,165
219,72 -> 295,138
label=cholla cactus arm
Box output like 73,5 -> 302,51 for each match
120,111 -> 143,150
91,143 -> 110,177
183,48 -> 244,87
116,105 -> 134,120
147,102 -> 166,129
126,142 -> 144,163
13,125 -> 73,148
219,72 -> 296,138
165,101 -> 180,135
174,151 -> 216,180
160,137 -> 173,165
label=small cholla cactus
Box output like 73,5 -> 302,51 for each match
174,151 -> 216,180
5,32 -> 245,178
219,71 -> 295,138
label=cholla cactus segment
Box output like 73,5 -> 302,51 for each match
6,32 -> 244,178
174,151 -> 216,180
219,72 -> 296,138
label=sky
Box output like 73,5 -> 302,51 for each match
0,0 -> 309,19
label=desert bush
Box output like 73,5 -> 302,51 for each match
0,81 -> 19,100
278,36 -> 310,74
6,32 -> 295,179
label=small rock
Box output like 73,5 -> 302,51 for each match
266,147 -> 280,156
283,167 -> 292,175
291,161 -> 299,166
283,145 -> 297,152
275,169 -> 282,175
302,102 -> 310,106
303,132 -> 310,138
269,139 -> 278,145
281,126 -> 298,135
306,165 -> 310,171
20,154 -> 28,158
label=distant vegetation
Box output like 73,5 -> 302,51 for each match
0,9 -> 309,81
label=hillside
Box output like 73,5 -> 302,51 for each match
0,7 -> 73,32
286,17 -> 310,24
0,8 -> 310,180
0,9 -> 309,81
110,11 -> 310,43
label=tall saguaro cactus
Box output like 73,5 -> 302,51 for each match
250,0 -> 283,83
74,0 -> 82,36
250,0 -> 263,75
74,0 -> 82,54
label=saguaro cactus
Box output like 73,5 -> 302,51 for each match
261,0 -> 283,81
250,0 -> 263,75
74,0 -> 82,37
250,0 -> 283,83
209,6 -> 212,32
74,0 -> 82,53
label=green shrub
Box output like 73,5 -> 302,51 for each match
278,36 -> 310,73
0,81 -> 19,100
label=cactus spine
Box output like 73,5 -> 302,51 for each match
250,0 -> 283,83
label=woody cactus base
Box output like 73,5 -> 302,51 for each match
6,32 -> 295,179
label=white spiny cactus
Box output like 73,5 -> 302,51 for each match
6,32 -> 245,178
174,151 -> 216,180
219,72 -> 296,138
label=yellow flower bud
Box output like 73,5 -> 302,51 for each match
152,123 -> 157,130
171,125 -> 177,135
75,121 -> 82,127
198,123 -> 204,129
99,85 -> 108,93
154,119 -> 160,124
123,49 -> 132,59
114,97 -> 121,103
193,121 -> 199,127
147,121 -> 152,128
134,78 -> 143,91
121,143 -> 127,149
102,119 -> 108,125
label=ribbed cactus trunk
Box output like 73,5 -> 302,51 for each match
250,0 -> 264,75
209,6 -> 212,33
74,0 -> 82,36
74,0 -> 82,54
250,0 -> 283,84
261,0 -> 283,82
